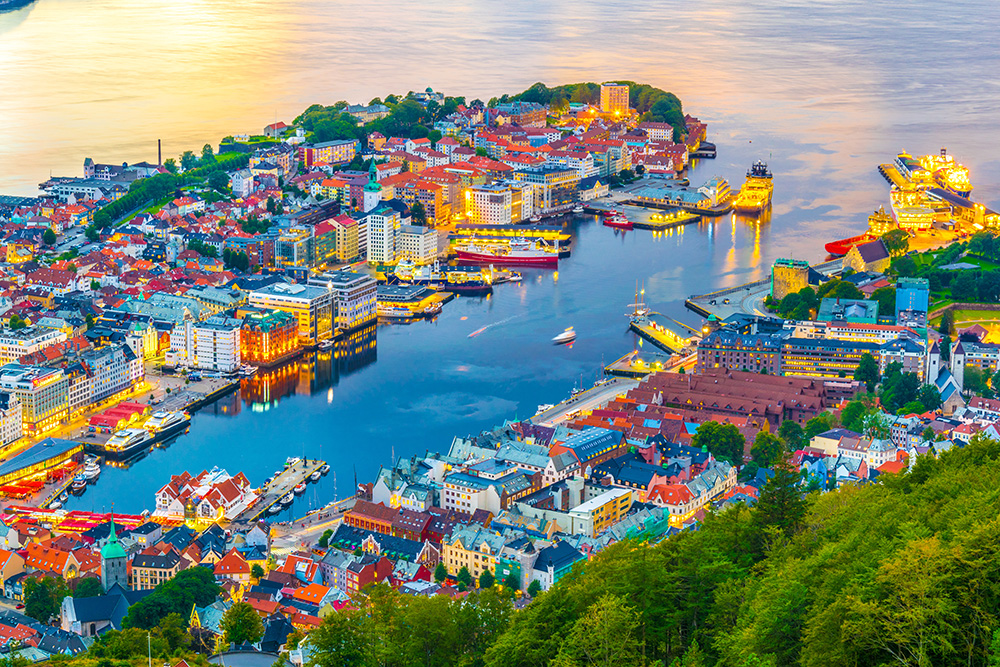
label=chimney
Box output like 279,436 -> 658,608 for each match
158,139 -> 162,166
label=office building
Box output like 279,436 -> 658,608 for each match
0,365 -> 69,437
600,82 -> 630,116
240,310 -> 299,365
313,271 -> 377,332
0,327 -> 67,366
166,316 -> 242,373
249,282 -> 334,345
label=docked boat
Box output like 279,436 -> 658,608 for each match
82,461 -> 100,481
572,205 -> 584,213
536,403 -> 555,414
280,493 -> 294,505
294,483 -> 307,495
267,504 -> 282,515
70,475 -> 87,495
552,327 -> 577,345
732,161 -> 774,214
59,492 -> 69,502
602,211 -> 633,230
320,464 -> 331,476
318,339 -> 334,351
49,501 -> 62,510
529,215 -> 541,222
453,239 -> 558,268
286,457 -> 301,468
377,305 -> 415,319
143,410 -> 187,433
825,233 -> 875,257
103,428 -> 153,460
238,364 -> 258,377
309,471 -> 322,482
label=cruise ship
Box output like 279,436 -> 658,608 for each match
103,428 -> 153,460
732,161 -> 774,214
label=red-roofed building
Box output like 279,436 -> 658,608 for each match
214,548 -> 251,584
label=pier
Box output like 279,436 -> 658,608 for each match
628,313 -> 700,354
530,377 -> 639,427
231,458 -> 327,523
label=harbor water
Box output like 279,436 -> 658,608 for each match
1,0 -> 999,512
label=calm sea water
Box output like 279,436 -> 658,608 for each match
2,0 -> 999,513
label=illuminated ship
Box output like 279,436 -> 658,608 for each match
824,207 -> 894,257
732,161 -> 774,214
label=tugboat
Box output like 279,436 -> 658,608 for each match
602,210 -> 633,230
732,161 -> 774,214
552,327 -> 577,345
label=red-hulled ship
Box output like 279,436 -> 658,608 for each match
453,239 -> 558,268
824,233 -> 875,257
602,210 -> 633,230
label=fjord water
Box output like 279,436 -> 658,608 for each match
3,0 -> 1000,512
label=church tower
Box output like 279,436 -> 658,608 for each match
926,338 -> 940,383
100,515 -> 129,591
363,162 -> 383,212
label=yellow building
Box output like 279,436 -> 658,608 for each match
441,527 -> 506,578
248,282 -> 334,345
600,82 -> 630,116
567,488 -> 632,537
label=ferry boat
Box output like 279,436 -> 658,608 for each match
453,239 -> 558,268
397,262 -> 494,295
552,327 -> 577,345
144,410 -> 187,433
602,211 -> 633,230
103,428 -> 153,460
377,305 -> 415,319
732,161 -> 774,214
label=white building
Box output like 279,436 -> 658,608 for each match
398,225 -> 440,265
467,184 -> 512,225
166,316 -> 242,372
0,392 -> 21,447
367,207 -> 400,264
0,327 -> 67,365
313,271 -> 377,332
230,169 -> 255,199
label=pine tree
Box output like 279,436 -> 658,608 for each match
752,456 -> 807,553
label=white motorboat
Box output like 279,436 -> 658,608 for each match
552,327 -> 577,345
82,461 -> 100,480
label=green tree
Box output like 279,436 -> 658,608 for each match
854,352 -> 880,392
9,315 -> 27,331
434,562 -> 448,583
479,569 -> 495,589
201,143 -> 216,164
777,420 -> 804,450
952,271 -> 978,301
939,309 -> 954,335
551,594 -> 641,667
527,579 -> 542,597
250,564 -> 265,581
208,170 -> 229,192
964,366 -> 990,397
317,529 -> 333,548
309,608 -> 365,667
411,201 -> 428,225
502,572 -> 520,592
42,228 -> 56,245
24,577 -> 67,623
457,566 -> 473,588
917,384 -> 943,411
752,459 -> 807,550
691,421 -> 745,468
840,399 -> 871,433
73,577 -> 103,598
180,150 -> 199,170
221,601 -> 265,645
803,413 -> 835,441
124,566 -> 221,629
163,158 -> 178,174
751,432 -> 785,469
90,279 -> 101,291
881,229 -> 910,257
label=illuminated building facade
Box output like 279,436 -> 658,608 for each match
600,82 -> 629,116
275,227 -> 313,269
0,365 -> 69,436
166,316 -> 242,373
241,310 -> 298,365
314,271 -> 377,332
0,327 -> 67,366
249,282 -> 334,345
298,140 -> 358,168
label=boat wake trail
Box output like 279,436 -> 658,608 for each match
467,314 -> 521,338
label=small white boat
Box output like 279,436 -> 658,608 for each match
280,493 -> 294,505
267,505 -> 282,515
552,327 -> 577,345
59,493 -> 69,502
309,471 -> 321,482
318,339 -> 334,350
573,205 -> 584,213
49,501 -> 62,510
319,464 -> 330,476
82,462 -> 100,480
285,457 -> 301,468
294,483 -> 307,495
529,215 -> 541,222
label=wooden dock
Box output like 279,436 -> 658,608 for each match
231,458 -> 326,523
